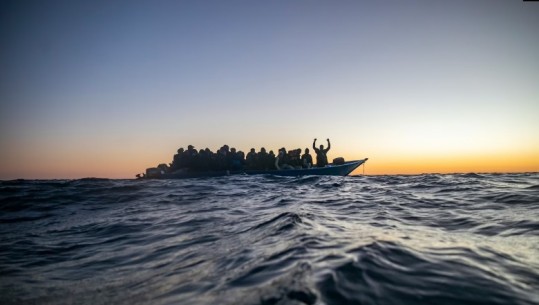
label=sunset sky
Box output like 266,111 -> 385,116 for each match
1,0 -> 538,179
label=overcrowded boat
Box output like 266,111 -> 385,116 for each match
141,159 -> 367,179
138,139 -> 367,179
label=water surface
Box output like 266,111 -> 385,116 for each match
1,173 -> 538,304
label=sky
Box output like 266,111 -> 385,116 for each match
1,0 -> 538,179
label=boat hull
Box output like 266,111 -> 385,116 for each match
148,159 -> 367,179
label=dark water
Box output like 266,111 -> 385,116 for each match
1,173 -> 538,305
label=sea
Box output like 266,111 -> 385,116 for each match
1,173 -> 538,305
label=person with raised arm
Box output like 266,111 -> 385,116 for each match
312,138 -> 331,167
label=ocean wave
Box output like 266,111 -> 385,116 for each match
314,241 -> 537,305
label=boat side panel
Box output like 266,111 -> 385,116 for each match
146,159 -> 366,179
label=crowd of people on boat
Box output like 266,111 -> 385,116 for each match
148,138 -> 332,175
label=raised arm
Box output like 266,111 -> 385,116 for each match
325,138 -> 331,152
312,138 -> 317,151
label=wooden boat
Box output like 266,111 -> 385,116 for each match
144,158 -> 368,179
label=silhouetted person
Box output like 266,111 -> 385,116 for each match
301,148 -> 313,168
237,150 -> 246,168
246,148 -> 257,170
313,138 -> 331,167
195,148 -> 211,171
216,146 -> 228,170
183,145 -> 197,169
287,149 -> 301,168
171,147 -> 185,170
257,147 -> 268,170
275,148 -> 293,170
268,150 -> 276,169
229,148 -> 243,170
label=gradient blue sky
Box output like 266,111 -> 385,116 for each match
1,0 -> 538,179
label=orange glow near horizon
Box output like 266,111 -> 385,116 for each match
1,145 -> 537,179
349,152 -> 539,176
